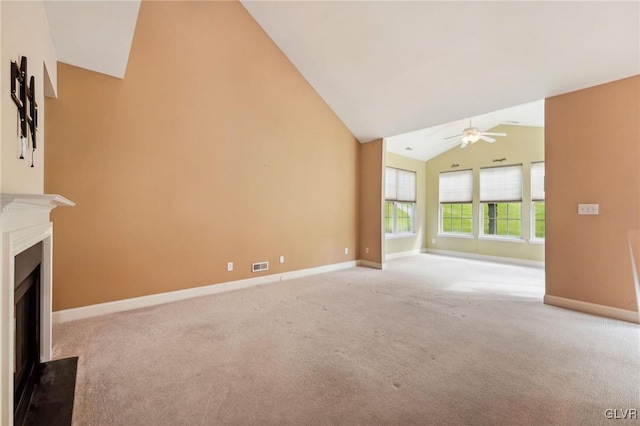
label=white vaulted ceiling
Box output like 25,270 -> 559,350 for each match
386,100 -> 544,162
44,0 -> 141,79
242,1 -> 640,142
41,1 -> 639,142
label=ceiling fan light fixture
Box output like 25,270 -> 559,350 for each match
446,122 -> 507,147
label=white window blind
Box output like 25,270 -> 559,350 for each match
385,167 -> 416,202
480,165 -> 522,202
397,170 -> 416,202
531,162 -> 545,201
385,168 -> 397,200
439,170 -> 473,203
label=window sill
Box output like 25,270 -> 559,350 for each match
437,233 -> 474,239
529,238 -> 545,245
478,235 -> 524,243
385,233 -> 418,240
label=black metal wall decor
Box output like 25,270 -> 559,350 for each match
10,56 -> 38,167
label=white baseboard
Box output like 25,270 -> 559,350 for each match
357,260 -> 385,269
385,248 -> 424,260
544,294 -> 640,324
423,248 -> 544,269
53,261 -> 358,323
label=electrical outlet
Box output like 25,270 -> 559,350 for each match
578,204 -> 599,215
365,247 -> 369,254
279,255 -> 285,264
344,248 -> 349,255
432,238 -> 436,245
227,262 -> 233,272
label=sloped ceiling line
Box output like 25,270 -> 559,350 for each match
241,1 -> 639,143
42,1 -> 639,145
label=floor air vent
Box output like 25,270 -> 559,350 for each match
252,261 -> 269,273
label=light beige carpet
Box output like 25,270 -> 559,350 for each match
53,254 -> 640,425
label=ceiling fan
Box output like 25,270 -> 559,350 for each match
445,121 -> 506,148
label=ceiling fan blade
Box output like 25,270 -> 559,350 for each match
445,133 -> 464,140
479,135 -> 496,143
481,132 -> 507,137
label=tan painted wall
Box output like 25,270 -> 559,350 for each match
425,125 -> 545,262
385,152 -> 427,255
1,0 -> 57,194
358,139 -> 384,266
45,1 -> 359,311
546,75 -> 640,312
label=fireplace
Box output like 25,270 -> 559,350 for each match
13,242 -> 42,426
1,194 -> 74,426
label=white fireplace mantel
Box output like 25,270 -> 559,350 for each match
1,193 -> 74,233
0,193 -> 75,425
1,193 -> 75,211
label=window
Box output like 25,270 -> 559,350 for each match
439,170 -> 473,234
482,203 -> 521,237
479,165 -> 522,238
384,201 -> 394,234
442,203 -> 473,233
385,167 -> 416,235
531,162 -> 545,240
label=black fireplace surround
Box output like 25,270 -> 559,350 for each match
14,242 -> 42,426
13,242 -> 78,426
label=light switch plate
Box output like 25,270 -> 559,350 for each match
578,204 -> 599,215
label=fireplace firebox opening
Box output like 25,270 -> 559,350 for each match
13,242 -> 42,426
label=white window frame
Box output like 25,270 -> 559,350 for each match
385,201 -> 417,237
530,162 -> 545,242
438,169 -> 473,236
479,165 -> 523,241
530,201 -> 545,243
479,202 -> 523,241
439,203 -> 474,236
385,167 -> 417,237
